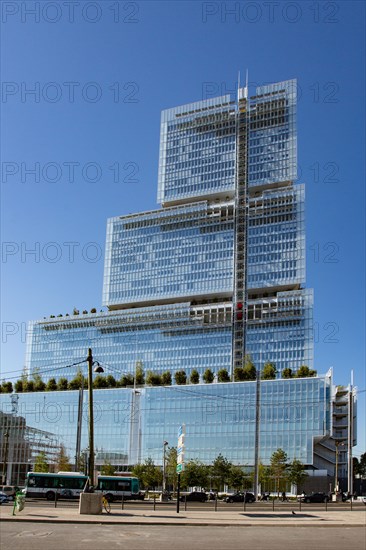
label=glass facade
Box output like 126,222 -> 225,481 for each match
26,304 -> 233,382
0,376 -> 331,481
103,202 -> 234,308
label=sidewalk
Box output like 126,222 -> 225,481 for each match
1,504 -> 365,527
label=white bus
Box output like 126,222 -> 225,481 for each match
24,472 -> 141,501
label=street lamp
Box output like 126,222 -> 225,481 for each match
162,441 -> 169,493
87,348 -> 104,487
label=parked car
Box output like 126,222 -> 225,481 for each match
361,496 -> 366,506
298,492 -> 330,503
0,491 -> 10,504
180,491 -> 208,502
0,485 -> 17,500
225,492 -> 255,503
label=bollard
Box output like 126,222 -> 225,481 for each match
325,498 -> 327,511
121,494 -> 124,510
153,495 -> 156,511
272,497 -> 275,511
215,494 -> 217,512
350,497 -> 353,511
55,490 -> 58,508
243,497 -> 246,512
184,496 -> 187,511
299,498 -> 301,512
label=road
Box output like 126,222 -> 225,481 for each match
1,523 -> 365,550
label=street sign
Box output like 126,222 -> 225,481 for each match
177,424 -> 186,473
176,463 -> 183,473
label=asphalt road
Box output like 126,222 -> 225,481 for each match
1,523 -> 365,550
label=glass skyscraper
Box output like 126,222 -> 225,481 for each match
1,79 -> 356,486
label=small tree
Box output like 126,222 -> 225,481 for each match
174,370 -> 187,385
270,448 -> 288,496
146,371 -> 162,386
55,444 -> 72,472
57,377 -> 69,391
282,367 -> 293,379
211,454 -> 232,491
34,452 -> 49,473
1,381 -> 13,393
287,458 -> 308,494
25,380 -> 34,392
166,447 -> 178,491
161,371 -> 172,385
296,365 -> 317,378
261,362 -> 277,380
34,378 -> 46,392
131,458 -> 162,490
106,375 -> 117,388
203,369 -> 214,384
14,380 -> 24,393
233,367 -> 245,381
135,362 -> 145,385
228,465 -> 245,491
243,355 -> 257,380
182,460 -> 209,489
190,369 -> 200,384
101,461 -> 115,476
217,368 -> 230,382
118,374 -> 134,387
46,378 -> 58,391
93,375 -> 108,389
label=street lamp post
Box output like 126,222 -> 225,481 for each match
334,441 -> 345,494
162,441 -> 168,493
86,348 -> 104,487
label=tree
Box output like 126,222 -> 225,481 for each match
57,377 -> 69,391
14,380 -> 24,393
165,447 -> 178,491
217,368 -> 230,382
93,375 -> 108,389
296,365 -> 317,378
101,461 -> 115,475
46,378 -> 57,391
131,458 -> 162,490
190,369 -> 200,384
1,381 -> 13,393
243,355 -> 257,380
174,370 -> 187,385
32,369 -> 46,391
161,371 -> 172,385
287,458 -> 308,493
182,460 -> 208,489
282,367 -> 293,379
118,374 -> 134,387
146,371 -> 162,386
106,375 -> 116,388
135,362 -> 145,385
55,444 -> 72,472
228,465 -> 246,491
356,452 -> 366,478
203,369 -> 214,384
257,462 -> 272,492
34,452 -> 49,473
25,380 -> 34,392
270,448 -> 288,496
211,454 -> 232,491
68,369 -> 87,390
233,367 -> 245,382
261,362 -> 277,380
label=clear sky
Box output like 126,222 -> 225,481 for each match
1,1 -> 365,456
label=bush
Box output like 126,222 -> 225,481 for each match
46,378 -> 58,391
1,381 -> 13,393
217,368 -> 230,382
174,370 -> 187,385
14,380 -> 24,393
146,371 -> 162,386
203,369 -> 214,383
106,375 -> 116,387
190,369 -> 199,384
161,371 -> 172,385
34,379 -> 46,392
118,374 -> 134,387
57,377 -> 69,391
93,375 -> 108,389
282,367 -> 293,379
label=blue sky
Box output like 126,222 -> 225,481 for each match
1,1 -> 365,456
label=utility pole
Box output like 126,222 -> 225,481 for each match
253,367 -> 261,500
2,430 -> 9,485
87,348 -> 94,486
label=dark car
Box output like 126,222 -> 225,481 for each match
225,492 -> 255,503
299,492 -> 330,503
180,491 -> 208,502
0,491 -> 10,505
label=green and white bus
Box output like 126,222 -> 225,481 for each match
24,472 -> 141,501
